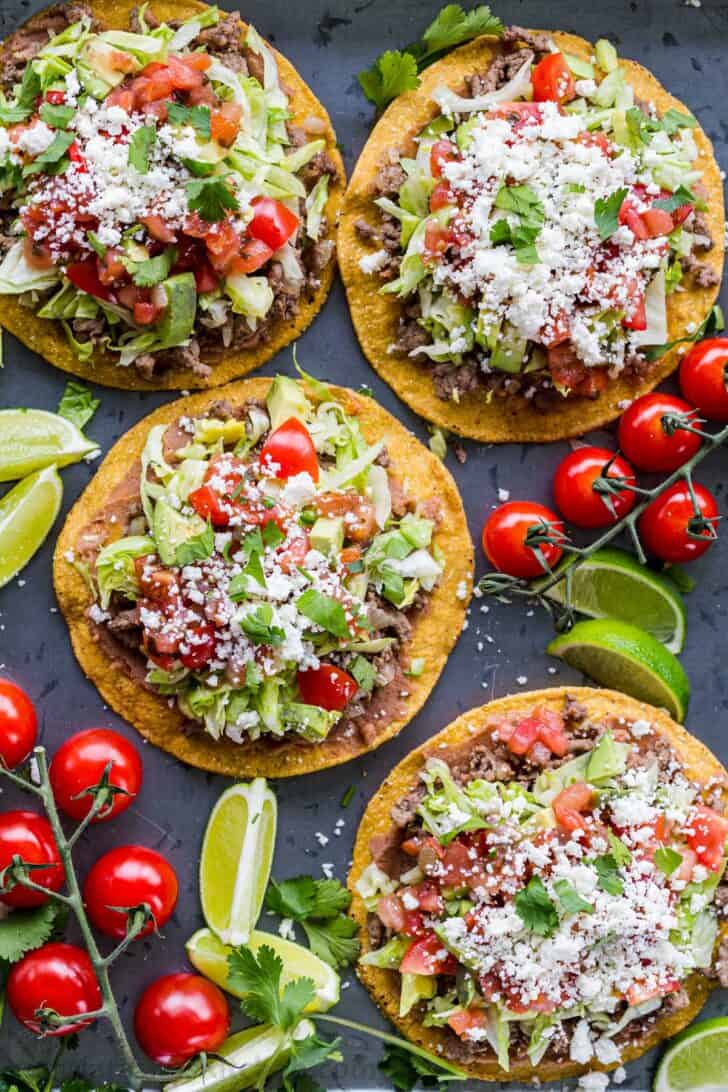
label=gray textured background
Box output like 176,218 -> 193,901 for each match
0,0 -> 726,1086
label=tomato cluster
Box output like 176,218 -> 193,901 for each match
0,681 -> 227,1066
482,342 -> 728,577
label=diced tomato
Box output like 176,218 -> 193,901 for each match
187,82 -> 216,107
194,261 -> 220,293
376,894 -> 405,932
488,101 -> 545,129
409,882 -> 444,915
576,130 -> 611,156
447,1009 -> 487,1039
553,782 -> 594,832
622,280 -> 647,331
211,102 -> 242,147
44,89 -> 66,105
400,933 -> 457,976
401,835 -> 444,862
66,259 -> 111,300
618,198 -> 649,241
135,559 -> 178,601
106,87 -> 135,112
23,235 -> 54,271
108,48 -> 136,74
97,249 -> 127,286
429,180 -> 455,212
188,484 -> 230,528
248,196 -> 299,251
228,238 -> 274,275
686,805 -> 728,872
541,309 -> 570,348
401,910 -> 427,938
671,203 -> 693,227
133,299 -> 162,325
297,664 -> 357,711
179,623 -> 217,670
202,220 -> 241,274
165,55 -> 206,91
536,709 -> 569,757
505,715 -> 540,756
133,70 -> 175,104
340,545 -> 362,566
277,529 -> 310,575
180,52 -> 212,73
575,368 -> 609,398
532,52 -> 575,104
641,207 -> 675,238
259,418 -> 319,482
429,139 -> 458,179
626,978 -> 679,1006
676,847 -> 697,883
423,221 -> 450,262
547,342 -> 589,391
142,215 -> 177,244
314,492 -> 376,543
67,141 -> 87,172
440,841 -> 482,890
141,100 -> 168,123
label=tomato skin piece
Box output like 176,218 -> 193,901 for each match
686,804 -> 728,871
297,664 -> 357,711
248,196 -> 299,250
618,199 -> 649,241
552,782 -> 594,831
259,417 -> 319,482
0,810 -> 64,908
553,445 -> 636,528
83,845 -> 179,939
679,338 -> 728,422
532,52 -> 576,104
7,942 -> 101,1036
134,973 -> 230,1067
49,728 -> 143,823
638,481 -> 718,563
0,678 -> 37,769
618,393 -> 701,472
482,501 -> 565,579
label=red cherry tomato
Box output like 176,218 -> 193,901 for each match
618,393 -> 702,472
49,729 -> 142,823
638,481 -> 718,563
247,196 -> 299,251
134,973 -> 230,1067
531,52 -> 575,104
482,501 -> 565,579
0,811 -> 63,908
680,338 -> 728,422
297,664 -> 358,711
259,418 -> 319,482
83,845 -> 179,939
552,446 -> 636,528
7,942 -> 101,1036
0,679 -> 37,769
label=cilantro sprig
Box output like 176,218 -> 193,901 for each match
594,187 -> 628,241
186,177 -> 240,222
358,4 -> 504,111
265,876 -> 360,969
514,875 -> 559,936
491,184 -> 545,264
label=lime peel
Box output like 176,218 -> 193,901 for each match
654,1016 -> 728,1092
0,465 -> 63,588
0,408 -> 98,482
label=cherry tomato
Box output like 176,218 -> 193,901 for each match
259,418 -> 319,482
49,729 -> 142,823
83,845 -> 179,939
297,664 -> 358,711
552,446 -> 636,528
680,338 -> 728,422
638,481 -> 718,563
482,501 -> 565,579
134,973 -> 230,1067
531,52 -> 575,104
0,810 -> 64,908
7,942 -> 101,1036
686,804 -> 728,872
618,393 -> 702,472
0,679 -> 37,769
248,196 -> 299,251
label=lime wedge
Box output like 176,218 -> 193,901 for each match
547,618 -> 690,722
200,779 -> 277,945
654,1017 -> 728,1091
540,547 -> 687,653
166,1021 -> 310,1092
0,409 -> 98,482
0,466 -> 63,588
186,927 -> 340,1012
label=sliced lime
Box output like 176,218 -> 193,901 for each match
0,408 -> 98,482
186,927 -> 340,1012
200,779 -> 277,946
166,1021 -> 311,1092
540,547 -> 687,653
547,618 -> 690,722
0,466 -> 63,588
654,1017 -> 728,1091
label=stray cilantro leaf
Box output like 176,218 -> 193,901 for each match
661,108 -> 697,134
302,915 -> 360,969
283,1077 -> 325,1092
187,177 -> 239,222
553,878 -> 594,916
227,944 -> 315,1031
654,185 -> 698,214
0,903 -> 58,964
419,4 -> 504,61
263,520 -> 285,548
57,379 -> 100,430
243,549 -> 267,589
266,876 -> 317,919
340,784 -> 355,807
129,247 -> 177,287
379,1042 -> 464,1091
0,1069 -> 51,1092
514,875 -> 558,937
175,521 -> 214,566
265,875 -> 359,969
283,1033 -> 342,1087
240,527 -> 264,560
654,846 -> 683,876
358,50 -> 420,111
607,830 -> 632,867
494,184 -> 542,218
167,102 -> 212,140
492,184 -> 544,264
645,304 -> 724,362
296,589 -> 350,638
594,853 -> 624,896
128,124 -> 157,174
38,102 -> 74,129
238,603 -> 284,645
594,187 -> 628,241
489,219 -> 512,246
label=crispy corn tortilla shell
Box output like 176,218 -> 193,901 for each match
349,686 -> 728,1082
0,0 -> 345,390
53,377 -> 473,777
339,32 -> 725,442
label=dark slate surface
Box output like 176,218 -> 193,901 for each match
0,0 -> 726,1086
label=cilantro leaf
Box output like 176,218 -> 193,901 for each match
266,876 -> 317,919
594,853 -> 624,896
186,177 -> 239,222
175,521 -> 214,566
302,915 -> 360,969
243,548 -> 267,589
654,846 -> 683,876
283,1033 -> 342,1087
24,130 -> 75,176
57,379 -> 100,430
514,875 -> 558,937
263,520 -> 285,548
128,124 -> 157,174
129,246 -> 177,287
419,4 -> 503,61
358,50 -> 420,111
167,102 -> 212,140
594,187 -> 628,241
492,184 -> 544,264
38,102 -> 74,129
0,903 -> 58,963
607,830 -> 632,867
379,1042 -> 464,1091
238,603 -> 284,645
661,108 -> 697,134
227,943 -> 315,1030
653,184 -> 699,214
296,589 -> 350,638
553,878 -> 594,916
265,875 -> 359,969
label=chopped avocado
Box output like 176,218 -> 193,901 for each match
266,375 -> 311,431
123,239 -> 150,264
281,702 -> 339,742
255,676 -> 282,733
361,936 -> 411,969
491,324 -> 528,373
153,498 -> 207,566
348,637 -> 395,654
310,517 -> 344,557
346,571 -> 369,600
156,274 -> 196,348
586,731 -> 630,783
181,140 -> 229,177
564,52 -> 595,80
399,973 -> 436,1017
